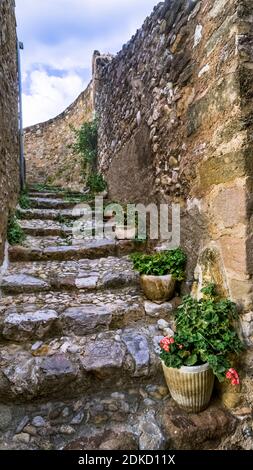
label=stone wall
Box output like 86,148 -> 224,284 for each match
94,0 -> 253,338
24,83 -> 93,190
0,0 -> 19,265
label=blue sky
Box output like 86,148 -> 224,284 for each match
15,0 -> 159,127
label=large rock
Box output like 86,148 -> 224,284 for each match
161,402 -> 238,449
64,430 -> 138,450
122,332 -> 150,377
138,410 -> 165,450
1,274 -> 49,294
61,305 -> 112,335
80,339 -> 126,378
2,310 -> 58,341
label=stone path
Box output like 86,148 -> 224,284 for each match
0,189 -> 239,450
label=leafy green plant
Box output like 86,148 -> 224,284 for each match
19,190 -> 31,209
87,172 -> 107,193
160,285 -> 244,382
71,118 -> 98,166
130,249 -> 187,280
7,215 -> 26,245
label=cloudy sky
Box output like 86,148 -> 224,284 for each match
15,0 -> 159,127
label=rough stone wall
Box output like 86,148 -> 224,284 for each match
24,83 -> 93,190
95,0 -> 253,337
0,0 -> 19,265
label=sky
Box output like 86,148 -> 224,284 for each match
15,0 -> 159,127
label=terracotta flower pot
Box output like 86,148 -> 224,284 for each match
140,274 -> 175,301
162,362 -> 214,413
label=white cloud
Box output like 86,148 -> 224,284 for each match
23,70 -> 86,127
16,0 -> 159,126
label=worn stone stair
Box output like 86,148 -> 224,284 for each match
0,188 -> 238,450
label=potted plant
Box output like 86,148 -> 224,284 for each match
160,284 -> 244,412
131,249 -> 187,301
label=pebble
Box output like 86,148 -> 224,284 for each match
59,425 -> 75,435
13,433 -> 30,444
163,327 -> 175,337
62,407 -> 70,418
31,341 -> 44,352
23,425 -> 37,437
32,416 -> 46,428
71,411 -> 85,425
157,319 -> 169,330
143,398 -> 156,407
15,416 -> 30,434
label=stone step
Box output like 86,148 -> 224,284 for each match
29,197 -> 78,210
17,208 -> 83,221
8,238 -> 142,262
0,388 -> 237,450
0,325 -> 163,402
0,256 -> 139,294
17,207 -> 114,222
19,219 -> 73,237
19,219 -> 115,238
0,289 -> 176,343
28,191 -> 89,200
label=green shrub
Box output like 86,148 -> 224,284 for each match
19,192 -> 31,209
130,248 -> 187,280
160,285 -> 244,382
71,118 -> 98,166
7,215 -> 26,245
87,172 -> 107,193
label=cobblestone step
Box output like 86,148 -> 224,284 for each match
28,191 -> 88,200
19,219 -> 115,238
0,388 -> 237,450
8,238 -> 142,262
0,325 -> 164,402
29,197 -> 79,210
1,256 -> 139,294
0,289 -> 176,343
19,219 -> 73,237
17,208 -> 86,221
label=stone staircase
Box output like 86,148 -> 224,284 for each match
0,189 -> 238,450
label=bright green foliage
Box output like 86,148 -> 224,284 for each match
7,215 -> 26,245
87,172 -> 107,193
19,190 -> 31,209
71,118 -> 98,166
160,285 -> 244,381
130,249 -> 187,280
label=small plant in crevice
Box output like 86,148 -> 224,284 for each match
19,190 -> 31,209
86,172 -> 107,194
7,215 -> 26,246
71,117 -> 98,171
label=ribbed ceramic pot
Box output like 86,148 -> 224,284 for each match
140,274 -> 176,301
162,362 -> 214,413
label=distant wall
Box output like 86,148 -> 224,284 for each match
0,0 -> 19,264
94,0 -> 253,331
24,83 -> 93,190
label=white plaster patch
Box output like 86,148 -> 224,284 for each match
198,64 -> 210,77
194,24 -> 203,48
187,198 -> 202,213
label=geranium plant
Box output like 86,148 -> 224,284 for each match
160,284 -> 244,384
